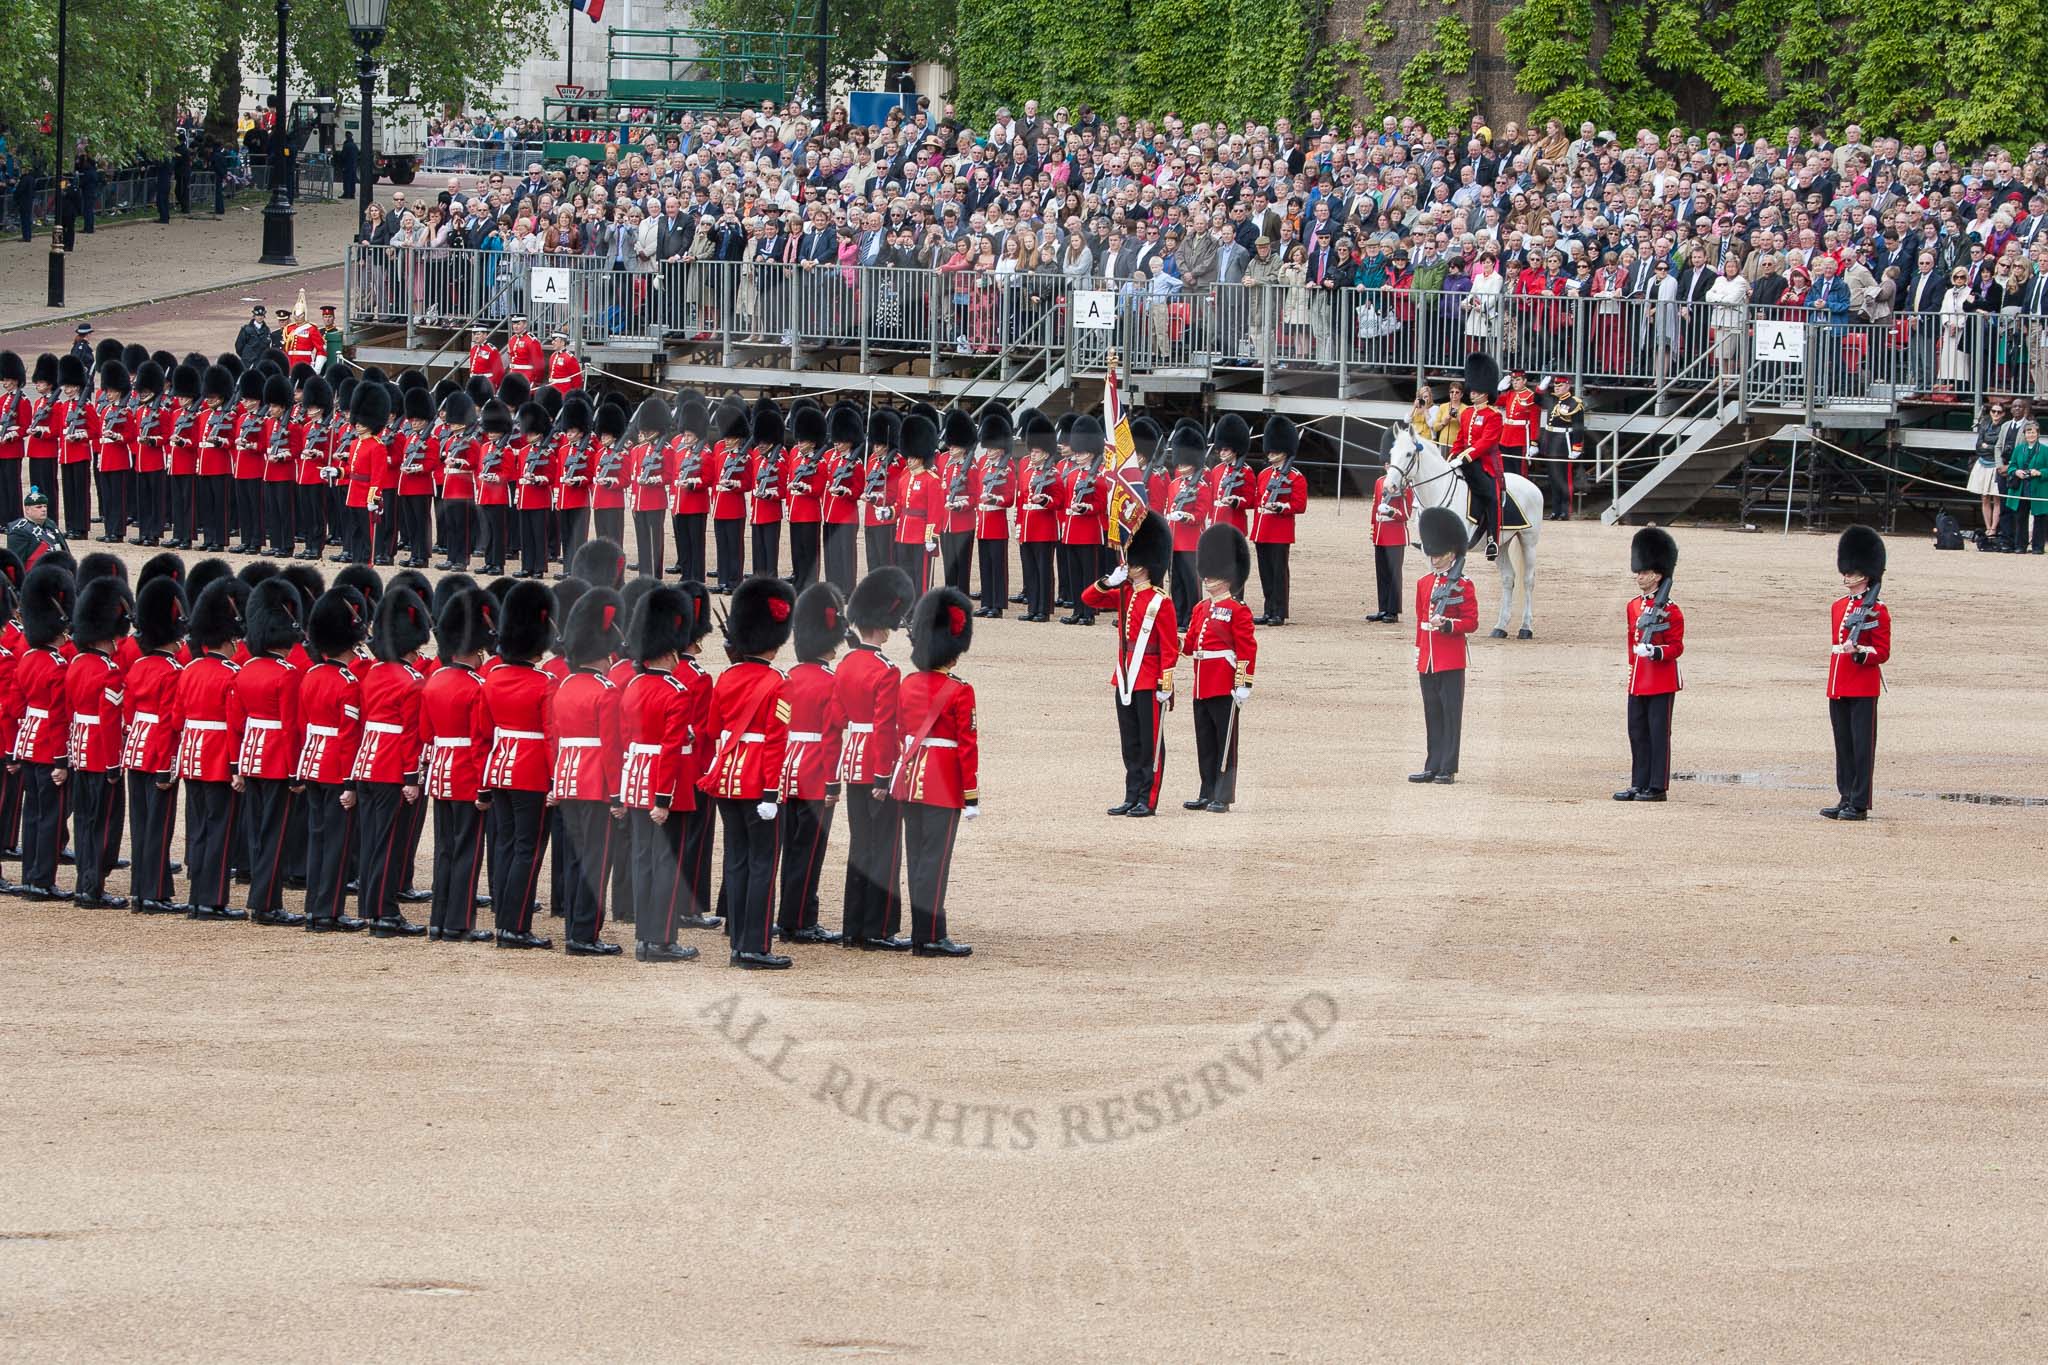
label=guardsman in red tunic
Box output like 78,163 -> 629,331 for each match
339,383 -> 390,566
227,370 -> 270,553
820,403 -> 864,594
666,397 -> 713,585
626,399 -> 672,579
890,586 -> 978,956
859,409 -> 901,580
176,578 -> 246,917
10,564 -> 74,898
1130,415 -> 1168,512
1825,525 -> 1891,821
123,578 -> 187,912
297,587 -> 367,931
91,359 -> 135,544
1411,508 -> 1478,784
1616,528 -> 1685,803
1498,369 -> 1539,477
1367,470 -> 1414,625
971,408 -> 1014,618
131,360 -> 174,545
746,397 -> 786,579
252,373 -> 295,555
23,355 -> 64,527
782,403 -> 828,589
891,413 -> 946,594
551,394 -> 596,572
1014,414 -> 1063,622
835,565 -> 914,949
512,399 -> 556,578
472,397 -> 515,575
350,585 -> 430,937
56,354 -> 100,540
1181,526 -> 1258,813
419,587 -> 496,941
1,350 -> 34,523
1080,512 -> 1178,816
1450,353 -> 1506,559
544,331 -> 584,393
551,588 -> 625,955
1161,422 -> 1212,624
700,575 -> 795,968
505,316 -> 544,388
1249,415 -> 1307,626
291,375 -> 335,560
617,583 -> 711,963
432,388 -> 480,571
283,308 -> 327,372
776,583 -> 849,944
936,407 -> 979,596
588,400 -> 630,553
389,386 -> 437,567
482,580 -> 558,947
1202,413 -> 1254,536
64,577 -> 129,906
1058,416 -> 1111,625
233,579 -> 306,923
711,396 -> 761,591
468,326 -> 506,387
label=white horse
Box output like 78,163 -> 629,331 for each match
1382,424 -> 1545,637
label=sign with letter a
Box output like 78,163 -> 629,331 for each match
1754,320 -> 1806,363
531,267 -> 573,307
1073,290 -> 1118,331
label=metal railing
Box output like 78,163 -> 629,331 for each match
423,138 -> 545,173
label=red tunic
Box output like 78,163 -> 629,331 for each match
1371,476 -> 1412,548
1499,387 -> 1540,452
259,412 -> 295,483
698,659 -> 787,802
420,661 -> 490,800
0,391 -> 31,462
1180,595 -> 1257,699
590,437 -> 627,512
778,660 -> 846,800
1626,595 -> 1686,696
93,394 -> 133,473
1079,582 -> 1180,693
1018,463 -> 1065,543
677,655 -> 715,789
475,433 -> 515,507
618,669 -> 694,810
549,668 -> 620,801
1203,459 -> 1254,533
1826,596 -> 1891,699
546,350 -> 584,392
888,670 -> 978,808
24,393 -> 63,463
506,333 -> 545,385
344,435 -> 386,510
232,656 -> 302,778
746,445 -> 784,526
514,435 -> 556,513
175,654 -> 243,781
64,648 -> 125,772
667,435 -> 712,516
551,433 -> 592,511
468,343 -> 506,386
833,644 -> 900,785
784,447 -> 825,525
294,660 -> 362,784
709,440 -> 752,521
628,438 -> 670,514
349,660 -> 424,784
435,425 -> 480,503
135,397 -> 172,475
480,661 -> 555,791
893,468 -> 946,547
820,449 -> 860,526
231,405 -> 266,482
974,453 -> 1013,541
1059,465 -> 1108,546
394,422 -> 439,497
59,395 -> 102,466
938,453 -> 977,535
859,450 -> 900,529
1414,572 -> 1478,673
121,652 -> 185,773
1163,471 -> 1212,551
1249,466 -> 1306,545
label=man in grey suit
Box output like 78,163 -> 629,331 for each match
1214,224 -> 1252,361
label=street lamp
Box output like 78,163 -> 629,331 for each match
259,0 -> 296,264
46,0 -> 71,307
345,0 -> 390,237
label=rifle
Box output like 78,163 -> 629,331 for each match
638,441 -> 665,485
1840,576 -> 1884,653
596,438 -> 624,490
1260,446 -> 1298,514
714,442 -> 749,494
520,430 -> 551,486
677,438 -> 706,491
63,398 -> 90,444
825,448 -> 858,500
1027,457 -> 1057,507
27,396 -> 55,439
751,445 -> 783,502
171,400 -> 200,451
267,411 -> 295,465
478,434 -> 509,483
1171,469 -> 1201,520
0,393 -> 18,444
946,451 -> 971,510
1217,458 -> 1247,510
1635,573 -> 1673,654
791,445 -> 824,498
1429,549 -> 1467,625
979,452 -> 1010,509
201,403 -> 234,451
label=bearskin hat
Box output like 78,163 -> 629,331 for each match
827,402 -> 865,448
1211,412 -> 1251,457
1418,506 -> 1467,558
625,584 -> 693,663
302,374 -> 334,415
899,414 -> 939,464
1054,411 -> 1078,447
187,578 -> 246,649
1197,524 -> 1252,595
792,581 -> 847,663
184,557 -> 234,603
498,579 -> 557,660
560,393 -> 594,434
401,386 -> 434,423
751,397 -> 784,449
434,586 -> 499,660
58,354 -> 87,390
908,400 -> 940,430
498,372 -> 532,410
19,564 -> 72,647
171,363 -> 201,402
536,385 -> 563,424
238,560 -> 281,589
517,401 -> 550,438
430,572 -> 477,618
334,562 -> 383,606
466,374 -> 496,409
74,577 -> 133,645
1019,411 -> 1058,455
726,575 -> 796,657
94,337 -> 123,369
716,394 -> 751,443
0,547 -> 21,590
910,586 -> 974,672
371,586 -> 431,662
202,364 -> 234,403
485,575 -> 517,603
1069,414 -> 1106,457
562,586 -> 623,666
388,570 -> 431,609
396,368 -> 427,393
99,361 -> 131,397
151,350 -> 176,375
137,551 -> 185,592
76,551 -> 127,588
236,369 -> 266,404
677,399 -> 710,439
1464,352 -> 1501,402
439,390 -> 476,426
307,588 -> 368,659
257,374 -> 290,411
480,399 -> 513,437
1631,527 -> 1678,578
554,576 -> 588,627
350,381 -> 392,434
596,401 -> 628,442
789,404 -> 827,449
1263,414 -> 1298,459
245,576 -> 305,654
1837,524 -> 1885,580
620,574 -> 658,621
279,563 -> 326,612
867,407 -> 899,451
1128,414 -> 1162,461
1167,420 -> 1207,468
940,407 -> 977,451
135,577 -> 188,652
135,361 -> 166,397
0,351 -> 24,385
677,579 -> 714,644
979,407 -> 1015,452
1126,512 -> 1172,586
633,397 -> 671,440
357,365 -> 387,387
569,537 -> 626,589
847,565 -> 916,632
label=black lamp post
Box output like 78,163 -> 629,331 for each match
259,0 -> 296,264
345,0 -> 390,237
46,0 -> 71,307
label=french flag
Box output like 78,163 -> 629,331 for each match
570,0 -> 604,21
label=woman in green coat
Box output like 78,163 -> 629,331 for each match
2004,419 -> 2047,553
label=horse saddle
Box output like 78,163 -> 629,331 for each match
1501,499 -> 1535,532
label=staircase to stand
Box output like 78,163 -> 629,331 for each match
1601,405 -> 1787,524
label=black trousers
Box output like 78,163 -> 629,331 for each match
61,460 -> 92,536
900,801 -> 961,947
673,512 -> 707,582
1419,670 -> 1466,777
1192,695 -> 1242,804
561,506 -> 589,570
1461,465 -> 1499,543
842,790 -> 902,942
633,510 -> 666,578
940,530 -> 974,593
20,764 -> 66,889
1373,544 -> 1405,618
558,798 -> 615,944
1020,542 -> 1055,618
96,469 -> 131,540
396,492 -> 430,561
262,481 -> 294,553
186,778 -> 239,909
863,525 -> 893,580
518,507 -> 550,575
327,486 -> 346,543
71,768 -> 123,899
593,506 -> 623,550
713,517 -> 745,587
0,458 -> 21,523
1054,532 -> 1076,604
127,771 -> 177,902
788,520 -> 822,588
374,490 -> 399,560
1169,549 -> 1199,625
823,522 -> 857,593
200,474 -> 230,546
29,457 -> 59,522
243,777 -> 295,912
303,782 -> 354,921
750,521 -> 781,579
1627,692 -> 1676,795
1254,541 -> 1291,621
628,807 -> 685,945
1114,689 -> 1164,807
977,537 -> 1009,614
489,789 -> 549,934
133,468 -> 165,542
896,539 -> 934,594
682,801 -> 715,926
1828,696 -> 1879,814
233,477 -> 261,547
353,781 -> 413,922
717,797 -> 779,955
439,500 -> 472,567
168,472 -> 195,544
776,797 -> 835,933
297,484 -> 327,554
1062,543 -> 1101,619
476,502 -> 507,570
430,798 -> 488,934
342,504 -> 375,564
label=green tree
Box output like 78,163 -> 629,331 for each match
0,0 -> 220,167
255,0 -> 554,117
690,0 -> 959,97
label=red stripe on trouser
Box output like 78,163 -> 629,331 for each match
661,812 -> 685,943
97,778 -> 119,889
928,808 -> 960,942
1147,697 -> 1166,807
519,807 -> 548,934
156,777 -> 177,898
1663,694 -> 1675,792
462,810 -> 487,932
261,787 -> 294,909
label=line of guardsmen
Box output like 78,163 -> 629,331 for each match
0,534 -> 984,965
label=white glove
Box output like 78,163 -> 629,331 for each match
961,805 -> 980,821
1632,642 -> 1653,658
1103,563 -> 1129,587
755,801 -> 779,821
1831,642 -> 1854,655
1376,502 -> 1392,517
1231,685 -> 1251,703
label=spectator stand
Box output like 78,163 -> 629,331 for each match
540,28 -> 824,162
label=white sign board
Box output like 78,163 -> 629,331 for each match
531,267 -> 574,307
1073,290 -> 1118,331
1754,320 -> 1805,363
